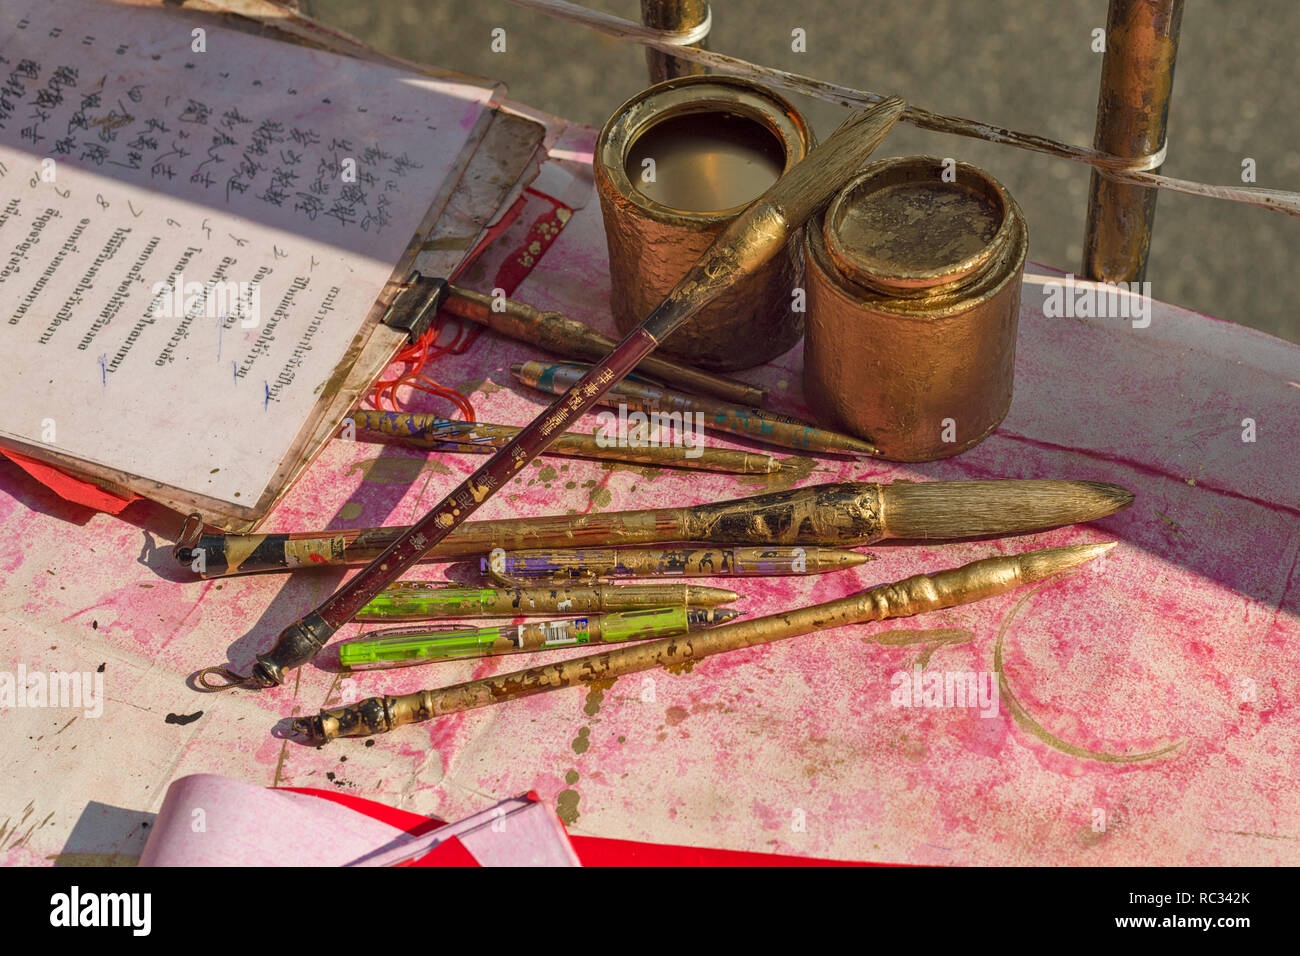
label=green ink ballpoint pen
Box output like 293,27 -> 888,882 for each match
337,606 -> 740,669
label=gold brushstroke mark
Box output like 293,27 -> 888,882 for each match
1206,828 -> 1296,841
410,474 -> 435,517
868,628 -> 974,667
337,502 -> 363,521
994,580 -> 1185,764
1154,509 -> 1190,541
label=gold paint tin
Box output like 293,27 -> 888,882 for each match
803,156 -> 1028,461
595,76 -> 814,370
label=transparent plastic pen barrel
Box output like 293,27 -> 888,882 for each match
335,607 -> 731,669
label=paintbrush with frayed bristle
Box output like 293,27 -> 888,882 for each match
181,478 -> 1134,577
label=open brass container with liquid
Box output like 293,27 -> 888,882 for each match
595,76 -> 813,370
803,156 -> 1028,461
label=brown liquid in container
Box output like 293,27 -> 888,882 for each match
595,76 -> 813,371
625,111 -> 785,213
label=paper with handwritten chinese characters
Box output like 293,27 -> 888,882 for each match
0,0 -> 494,508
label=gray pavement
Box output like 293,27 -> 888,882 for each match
308,0 -> 1300,342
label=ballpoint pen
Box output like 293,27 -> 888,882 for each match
337,606 -> 739,668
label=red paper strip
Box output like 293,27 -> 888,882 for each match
0,449 -> 139,514
279,787 -> 888,867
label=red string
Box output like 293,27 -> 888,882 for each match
368,294 -> 477,420
367,187 -> 566,419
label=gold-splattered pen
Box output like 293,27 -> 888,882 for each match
355,582 -> 740,621
512,360 -> 882,458
436,283 -> 767,407
482,545 -> 870,584
348,408 -> 784,475
294,543 -> 1113,742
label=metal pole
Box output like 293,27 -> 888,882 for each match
640,0 -> 710,83
1082,0 -> 1183,283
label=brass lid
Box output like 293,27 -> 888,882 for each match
823,156 -> 1014,297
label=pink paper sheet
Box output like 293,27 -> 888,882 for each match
137,774 -> 577,866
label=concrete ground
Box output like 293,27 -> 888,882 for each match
308,0 -> 1300,343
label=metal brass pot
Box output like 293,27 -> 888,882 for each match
803,156 -> 1028,461
595,76 -> 813,371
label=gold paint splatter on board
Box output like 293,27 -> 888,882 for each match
337,502 -> 363,521
588,486 -> 613,511
1075,824 -> 1108,848
663,660 -> 696,675
900,736 -> 928,763
571,726 -> 591,754
993,581 -> 1185,764
583,678 -> 615,717
538,465 -> 558,483
556,789 -> 581,825
1154,509 -> 1190,541
565,769 -> 579,785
